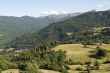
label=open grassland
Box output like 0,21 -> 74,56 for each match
69,63 -> 110,73
2,44 -> 110,73
2,69 -> 20,73
53,44 -> 110,62
40,63 -> 110,73
52,44 -> 110,73
53,44 -> 93,62
68,70 -> 110,73
39,69 -> 60,73
2,69 -> 60,73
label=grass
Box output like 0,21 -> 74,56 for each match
2,69 -> 20,73
2,69 -> 60,73
68,70 -> 110,73
2,44 -> 110,73
39,69 -> 60,73
53,44 -> 93,62
53,44 -> 110,62
68,63 -> 110,73
52,43 -> 110,73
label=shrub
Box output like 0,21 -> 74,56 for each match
103,59 -> 110,64
60,66 -> 68,73
66,59 -> 82,65
76,67 -> 83,71
25,61 -> 39,73
93,61 -> 100,70
95,48 -> 107,58
0,68 -> 2,73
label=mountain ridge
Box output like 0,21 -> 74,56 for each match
6,10 -> 110,49
0,13 -> 80,48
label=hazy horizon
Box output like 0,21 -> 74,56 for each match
0,0 -> 110,17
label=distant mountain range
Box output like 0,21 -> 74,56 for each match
0,13 -> 80,48
7,10 -> 110,49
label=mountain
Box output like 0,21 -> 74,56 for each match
6,10 -> 110,49
0,13 -> 80,48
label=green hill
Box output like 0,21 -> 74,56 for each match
0,14 -> 78,48
7,10 -> 110,49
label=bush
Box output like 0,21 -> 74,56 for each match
60,66 -> 68,73
18,62 -> 26,70
93,61 -> 100,70
85,61 -> 91,65
25,61 -> 39,73
0,68 -> 2,73
76,67 -> 83,71
95,48 -> 107,58
103,59 -> 110,64
66,59 -> 82,65
0,60 -> 18,70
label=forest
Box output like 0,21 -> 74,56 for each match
0,10 -> 110,73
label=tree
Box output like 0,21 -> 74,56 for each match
95,47 -> 107,58
87,64 -> 91,73
0,68 -> 2,73
25,61 -> 39,73
94,61 -> 100,70
86,61 -> 91,73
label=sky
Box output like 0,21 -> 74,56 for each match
0,0 -> 110,17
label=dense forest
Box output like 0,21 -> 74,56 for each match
0,41 -> 69,73
7,10 -> 110,49
0,13 -> 78,48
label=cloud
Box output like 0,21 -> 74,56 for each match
98,0 -> 109,8
42,10 -> 68,16
98,4 -> 104,8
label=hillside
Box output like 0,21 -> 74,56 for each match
1,43 -> 110,73
0,13 -> 79,48
7,10 -> 110,49
53,44 -> 110,62
52,44 -> 110,73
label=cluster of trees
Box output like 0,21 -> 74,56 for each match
12,50 -> 68,73
0,56 -> 18,72
94,47 -> 107,59
67,60 -> 101,73
0,41 -> 68,73
87,46 -> 108,59
84,61 -> 100,73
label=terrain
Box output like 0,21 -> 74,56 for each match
0,13 -> 79,48
0,10 -> 110,73
1,43 -> 110,73
53,44 -> 110,73
7,10 -> 110,49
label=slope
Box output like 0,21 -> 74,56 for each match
0,13 -> 79,48
7,10 -> 110,49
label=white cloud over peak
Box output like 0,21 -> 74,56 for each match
42,10 -> 68,16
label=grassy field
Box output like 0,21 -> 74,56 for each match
2,69 -> 20,73
53,44 -> 110,62
39,69 -> 60,73
52,44 -> 110,73
2,44 -> 110,73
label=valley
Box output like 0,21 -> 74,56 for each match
0,10 -> 110,73
1,43 -> 110,73
0,14 -> 78,48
